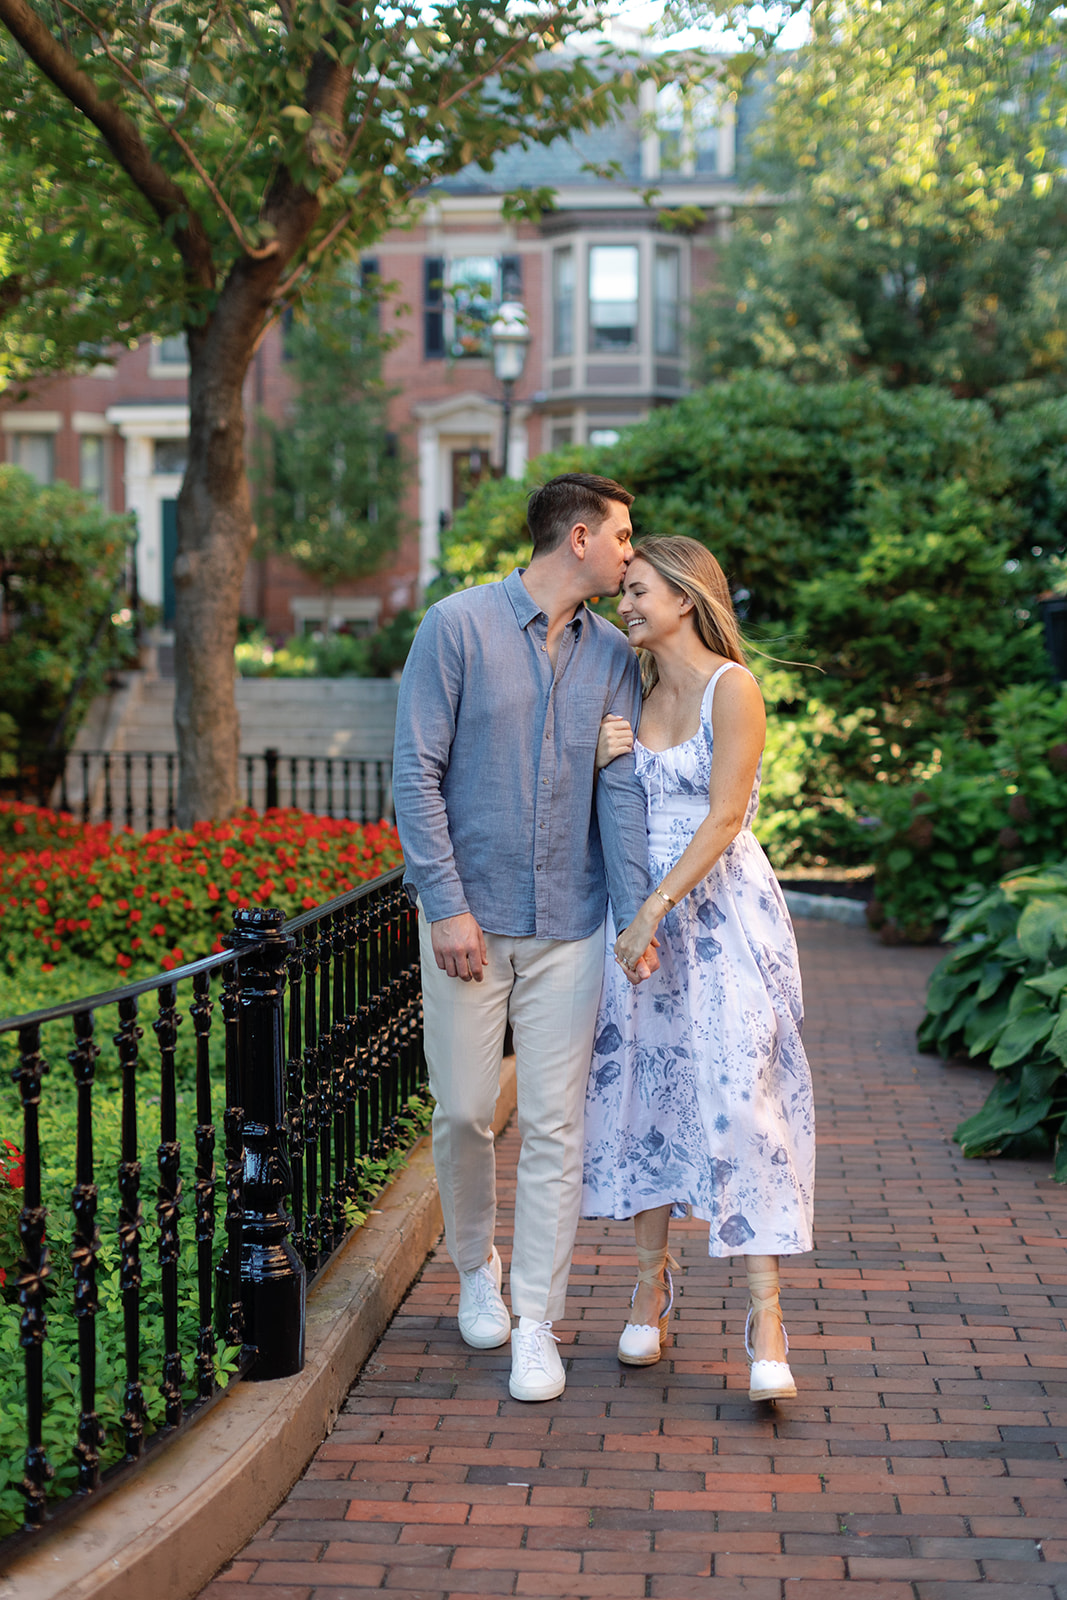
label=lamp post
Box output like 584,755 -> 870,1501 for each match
490,301 -> 530,478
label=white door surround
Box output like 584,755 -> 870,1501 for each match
412,391 -> 529,594
106,402 -> 189,609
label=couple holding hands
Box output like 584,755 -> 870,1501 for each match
393,473 -> 815,1406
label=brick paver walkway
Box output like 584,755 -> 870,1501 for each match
201,921 -> 1067,1600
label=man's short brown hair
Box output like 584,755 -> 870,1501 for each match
526,473 -> 634,557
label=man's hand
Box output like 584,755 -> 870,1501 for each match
431,912 -> 489,982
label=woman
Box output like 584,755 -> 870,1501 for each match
582,536 -> 815,1402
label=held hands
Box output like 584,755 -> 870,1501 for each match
431,912 -> 488,982
596,714 -> 634,771
614,902 -> 663,986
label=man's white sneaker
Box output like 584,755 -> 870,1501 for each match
457,1246 -> 511,1349
508,1317 -> 565,1402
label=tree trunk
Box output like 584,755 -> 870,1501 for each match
174,309 -> 263,826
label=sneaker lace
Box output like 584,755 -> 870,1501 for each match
464,1260 -> 498,1308
516,1320 -> 559,1374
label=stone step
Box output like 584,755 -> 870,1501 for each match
94,675 -> 400,759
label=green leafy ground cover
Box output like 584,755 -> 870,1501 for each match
920,866 -> 1067,1178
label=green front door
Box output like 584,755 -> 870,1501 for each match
161,499 -> 178,624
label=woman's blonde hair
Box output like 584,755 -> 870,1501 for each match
629,535 -> 746,694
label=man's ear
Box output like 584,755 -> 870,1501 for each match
570,520 -> 590,559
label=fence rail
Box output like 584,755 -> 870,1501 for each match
0,866 -> 424,1551
3,749 -> 394,831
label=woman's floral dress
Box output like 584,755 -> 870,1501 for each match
582,662 -> 815,1257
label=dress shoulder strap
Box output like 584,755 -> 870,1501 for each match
701,660 -> 750,724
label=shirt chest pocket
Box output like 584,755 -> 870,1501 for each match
563,689 -> 606,748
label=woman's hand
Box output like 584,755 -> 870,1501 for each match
613,904 -> 662,984
596,714 -> 634,771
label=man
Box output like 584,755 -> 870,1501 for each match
393,472 -> 655,1402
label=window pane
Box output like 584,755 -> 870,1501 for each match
156,334 -> 188,364
449,256 -> 499,358
654,248 -> 681,357
12,433 -> 54,485
80,434 -> 107,501
588,428 -> 620,448
588,246 -> 639,352
657,85 -> 686,174
550,424 -> 574,449
552,249 -> 574,357
154,438 -> 188,475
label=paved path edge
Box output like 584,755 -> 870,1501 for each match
1,1061 -> 517,1600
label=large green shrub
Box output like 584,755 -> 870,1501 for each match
919,865 -> 1067,1178
0,467 -> 135,756
864,684 -> 1067,942
437,377 -> 1059,873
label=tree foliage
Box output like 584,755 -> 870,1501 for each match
0,0 -> 649,821
695,0 -> 1067,396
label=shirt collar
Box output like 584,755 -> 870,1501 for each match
503,567 -> 587,633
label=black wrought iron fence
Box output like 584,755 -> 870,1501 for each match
4,748 -> 394,831
0,865 -> 424,1550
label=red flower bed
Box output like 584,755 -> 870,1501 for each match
0,804 -> 403,975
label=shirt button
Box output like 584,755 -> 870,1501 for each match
536,864 -> 543,871
539,822 -> 545,829
542,777 -> 549,785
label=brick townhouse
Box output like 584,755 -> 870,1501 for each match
0,53 -> 772,644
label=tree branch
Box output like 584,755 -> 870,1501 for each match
53,0 -> 279,260
0,0 -> 216,287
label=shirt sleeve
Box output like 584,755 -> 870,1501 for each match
595,646 -> 651,928
392,605 -> 471,923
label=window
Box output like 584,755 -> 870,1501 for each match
654,248 -> 681,357
423,255 -> 523,360
588,427 -> 621,448
588,246 -> 639,353
552,249 -> 575,357
10,433 -> 54,485
449,256 -> 499,358
657,84 -> 721,177
156,334 -> 188,365
154,438 -> 188,475
79,435 -> 108,502
550,424 -> 574,449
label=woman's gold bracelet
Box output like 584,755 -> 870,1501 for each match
653,887 -> 675,913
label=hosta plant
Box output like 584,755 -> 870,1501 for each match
918,864 -> 1067,1176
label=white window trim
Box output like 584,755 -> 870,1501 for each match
1,411 -> 61,432
148,335 -> 191,380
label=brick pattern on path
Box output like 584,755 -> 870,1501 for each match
202,921 -> 1067,1600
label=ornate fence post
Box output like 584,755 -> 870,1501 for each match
221,907 -> 306,1379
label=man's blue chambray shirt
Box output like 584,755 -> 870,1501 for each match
393,568 -> 651,940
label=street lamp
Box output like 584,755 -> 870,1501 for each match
490,301 -> 530,478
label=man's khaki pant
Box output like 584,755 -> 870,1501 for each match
418,913 -> 605,1323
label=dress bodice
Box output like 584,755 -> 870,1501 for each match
633,661 -> 761,833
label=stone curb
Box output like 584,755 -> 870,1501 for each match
1,1061 -> 517,1600
784,888 -> 869,927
